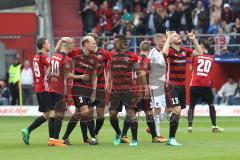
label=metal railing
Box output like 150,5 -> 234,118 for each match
54,33 -> 240,57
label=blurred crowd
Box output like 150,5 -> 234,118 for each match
79,0 -> 240,56
0,57 -> 34,106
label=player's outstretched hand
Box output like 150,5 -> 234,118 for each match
82,74 -> 90,81
187,31 -> 196,40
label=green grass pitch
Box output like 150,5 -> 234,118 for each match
0,116 -> 239,160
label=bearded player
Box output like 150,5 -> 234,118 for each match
108,35 -> 140,146
21,38 -> 53,145
162,31 -> 203,146
187,39 -> 224,133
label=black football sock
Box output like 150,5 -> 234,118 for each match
62,116 -> 79,140
87,119 -> 96,138
95,117 -> 104,135
80,116 -> 88,141
209,104 -> 216,126
54,116 -> 64,139
28,116 -> 47,134
130,119 -> 138,141
48,117 -> 55,138
110,117 -> 121,135
121,116 -> 130,137
169,113 -> 180,139
188,106 -> 195,127
146,115 -> 157,138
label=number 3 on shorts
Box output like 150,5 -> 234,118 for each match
171,97 -> 179,105
79,97 -> 83,103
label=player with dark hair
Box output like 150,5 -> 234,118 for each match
21,37 -> 53,145
187,39 -> 224,133
120,40 -> 163,143
62,36 -> 99,145
108,35 -> 141,146
162,31 -> 203,146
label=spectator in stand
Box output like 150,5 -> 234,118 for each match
126,30 -> 136,52
221,20 -> 232,33
208,17 -> 221,34
209,0 -> 223,24
217,75 -> 238,104
192,1 -> 209,33
167,4 -> 181,31
121,7 -> 132,23
228,26 -> 240,56
222,3 -> 235,24
231,0 -> 240,17
0,80 -> 10,105
179,1 -> 193,31
122,0 -> 134,12
135,16 -> 148,36
81,1 -> 98,34
146,5 -> 161,35
214,27 -> 229,55
21,60 -> 34,105
115,0 -> 123,12
96,1 -> 113,35
228,79 -> 240,105
112,6 -> 122,34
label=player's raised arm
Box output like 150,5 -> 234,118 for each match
187,31 -> 203,57
161,31 -> 172,56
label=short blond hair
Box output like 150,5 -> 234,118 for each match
154,33 -> 166,43
140,41 -> 151,51
87,33 -> 99,42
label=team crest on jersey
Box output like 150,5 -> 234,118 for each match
124,57 -> 129,62
182,51 -> 186,56
89,59 -> 94,64
97,55 -> 103,60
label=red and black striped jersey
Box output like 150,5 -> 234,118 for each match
48,52 -> 71,94
96,48 -> 110,89
165,47 -> 193,86
33,53 -> 50,93
73,50 -> 98,88
109,51 -> 141,92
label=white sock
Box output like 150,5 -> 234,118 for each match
154,116 -> 160,137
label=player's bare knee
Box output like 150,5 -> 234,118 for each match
49,110 -> 55,118
154,108 -> 161,115
43,111 -> 50,119
55,111 -> 65,117
172,106 -> 181,115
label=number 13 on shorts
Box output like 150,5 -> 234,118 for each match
171,97 -> 179,105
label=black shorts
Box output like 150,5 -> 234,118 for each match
190,86 -> 214,107
49,92 -> 66,111
109,91 -> 135,112
137,98 -> 152,112
165,86 -> 186,109
72,87 -> 103,108
36,92 -> 53,112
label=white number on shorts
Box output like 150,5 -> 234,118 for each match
33,62 -> 41,78
197,59 -> 212,75
51,60 -> 60,76
79,97 -> 83,103
171,97 -> 179,105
